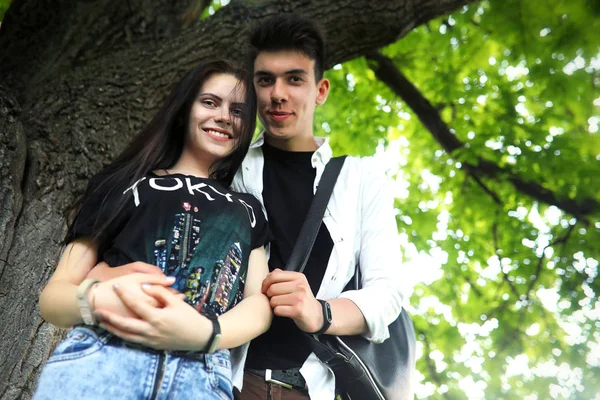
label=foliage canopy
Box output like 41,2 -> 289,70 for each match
319,1 -> 599,398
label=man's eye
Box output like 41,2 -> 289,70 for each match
256,77 -> 273,85
289,76 -> 303,83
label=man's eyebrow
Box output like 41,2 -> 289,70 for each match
284,69 -> 309,75
254,70 -> 275,77
254,69 -> 309,76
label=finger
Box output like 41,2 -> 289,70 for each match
99,321 -> 151,346
131,262 -> 165,276
261,270 -> 284,293
269,293 -> 303,308
141,284 -> 178,306
146,296 -> 160,308
264,281 -> 303,298
131,273 -> 176,286
112,283 -> 166,320
93,310 -> 150,335
261,269 -> 303,293
167,287 -> 182,295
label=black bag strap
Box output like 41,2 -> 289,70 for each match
285,156 -> 347,274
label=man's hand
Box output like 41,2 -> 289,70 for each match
261,268 -> 324,333
86,261 -> 181,296
86,261 -> 164,281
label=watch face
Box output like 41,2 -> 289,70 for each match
324,302 -> 333,323
208,333 -> 221,353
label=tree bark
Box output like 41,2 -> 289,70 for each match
0,0 -> 476,398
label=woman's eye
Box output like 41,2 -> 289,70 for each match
231,108 -> 244,117
202,99 -> 216,107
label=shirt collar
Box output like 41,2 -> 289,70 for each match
250,131 -> 333,165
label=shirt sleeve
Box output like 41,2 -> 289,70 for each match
65,172 -> 123,245
337,157 -> 406,343
240,193 -> 271,250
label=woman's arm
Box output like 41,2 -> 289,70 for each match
39,240 -> 99,327
216,245 -> 272,349
94,246 -> 273,351
39,240 -> 175,328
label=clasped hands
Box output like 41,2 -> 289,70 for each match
88,262 -> 211,351
88,264 -> 324,351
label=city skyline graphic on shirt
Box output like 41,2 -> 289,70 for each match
152,201 -> 250,317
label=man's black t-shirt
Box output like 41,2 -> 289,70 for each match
245,143 -> 334,370
68,172 -> 269,318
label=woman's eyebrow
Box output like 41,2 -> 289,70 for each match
198,92 -> 222,100
230,102 -> 245,109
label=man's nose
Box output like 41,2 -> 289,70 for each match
270,80 -> 287,103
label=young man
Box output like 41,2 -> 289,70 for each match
231,14 -> 405,400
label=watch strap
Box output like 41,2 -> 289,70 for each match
206,315 -> 221,353
310,299 -> 332,335
77,278 -> 101,325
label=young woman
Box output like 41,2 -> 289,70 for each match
34,60 -> 272,400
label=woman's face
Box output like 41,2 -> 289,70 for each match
185,73 -> 245,164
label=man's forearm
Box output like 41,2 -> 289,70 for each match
324,298 -> 368,336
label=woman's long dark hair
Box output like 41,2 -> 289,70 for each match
65,59 -> 256,254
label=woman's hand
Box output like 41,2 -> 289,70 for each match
92,274 -> 177,319
94,284 -> 212,351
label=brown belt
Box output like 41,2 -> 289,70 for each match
247,368 -> 307,391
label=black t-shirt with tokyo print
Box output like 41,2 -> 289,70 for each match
68,172 -> 269,318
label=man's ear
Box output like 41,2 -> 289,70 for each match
315,78 -> 330,105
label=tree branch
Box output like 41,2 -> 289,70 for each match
416,328 -> 457,400
525,223 -> 576,296
492,217 -> 521,299
366,51 -> 598,220
2,0 -> 480,103
469,173 -> 503,205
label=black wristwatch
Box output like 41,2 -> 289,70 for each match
311,300 -> 332,335
206,314 -> 221,353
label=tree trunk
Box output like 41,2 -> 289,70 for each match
0,0 -> 476,397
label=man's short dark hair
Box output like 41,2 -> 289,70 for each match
248,14 -> 326,81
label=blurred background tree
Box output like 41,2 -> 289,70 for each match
320,1 -> 600,398
0,0 -> 597,399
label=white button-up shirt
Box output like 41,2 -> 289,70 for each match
230,134 -> 405,399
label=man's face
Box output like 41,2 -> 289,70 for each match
253,50 -> 329,144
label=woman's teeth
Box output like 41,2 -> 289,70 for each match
206,129 -> 230,139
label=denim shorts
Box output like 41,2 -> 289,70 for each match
33,326 -> 232,400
